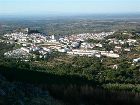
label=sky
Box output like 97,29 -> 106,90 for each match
0,0 -> 140,16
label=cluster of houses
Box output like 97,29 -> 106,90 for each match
106,37 -> 140,64
4,32 -> 47,45
2,29 -> 140,63
67,32 -> 115,41
4,48 -> 30,59
107,38 -> 138,53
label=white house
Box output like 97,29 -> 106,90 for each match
21,47 -> 30,53
133,58 -> 140,63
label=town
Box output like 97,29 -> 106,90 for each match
2,28 -> 117,59
2,28 -> 140,66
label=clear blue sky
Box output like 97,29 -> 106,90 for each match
0,0 -> 140,16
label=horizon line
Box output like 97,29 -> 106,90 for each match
0,12 -> 140,20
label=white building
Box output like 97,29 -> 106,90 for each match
21,47 -> 30,53
133,58 -> 140,63
100,51 -> 119,58
67,49 -> 98,57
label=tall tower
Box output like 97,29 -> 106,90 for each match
52,35 -> 55,40
24,28 -> 30,33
